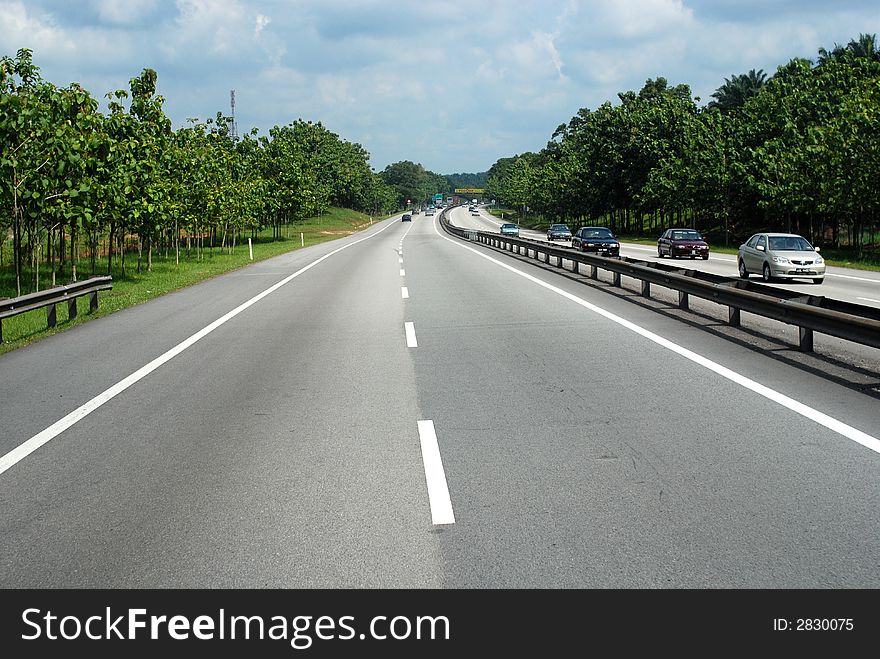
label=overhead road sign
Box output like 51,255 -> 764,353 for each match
454,188 -> 485,193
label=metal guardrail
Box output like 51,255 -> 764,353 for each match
439,210 -> 880,352
0,276 -> 113,343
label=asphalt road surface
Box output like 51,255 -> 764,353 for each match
1,210 -> 878,588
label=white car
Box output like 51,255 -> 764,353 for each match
738,232 -> 825,284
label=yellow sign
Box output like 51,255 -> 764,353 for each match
454,188 -> 485,193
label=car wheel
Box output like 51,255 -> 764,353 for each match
812,277 -> 824,284
702,254 -> 709,260
762,263 -> 772,282
668,249 -> 675,259
738,260 -> 749,279
657,246 -> 663,258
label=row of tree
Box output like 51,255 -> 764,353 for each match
485,34 -> 880,253
1,48 -> 405,297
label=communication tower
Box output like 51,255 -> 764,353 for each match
230,89 -> 238,143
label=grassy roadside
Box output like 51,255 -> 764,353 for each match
0,208 -> 393,355
486,208 -> 880,272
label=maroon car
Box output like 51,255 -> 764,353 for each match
658,228 -> 709,259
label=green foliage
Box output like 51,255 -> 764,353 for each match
1,50 -> 395,297
484,34 -> 880,253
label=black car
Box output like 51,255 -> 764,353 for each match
571,227 -> 620,256
401,213 -> 412,222
547,224 -> 572,241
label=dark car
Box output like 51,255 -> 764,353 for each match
571,227 -> 620,256
401,213 -> 412,222
658,228 -> 709,259
547,224 -> 572,241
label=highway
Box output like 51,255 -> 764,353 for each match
459,206 -> 880,308
1,210 -> 879,588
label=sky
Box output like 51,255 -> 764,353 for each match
2,1 -> 879,174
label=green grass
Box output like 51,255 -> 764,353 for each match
0,208 -> 392,354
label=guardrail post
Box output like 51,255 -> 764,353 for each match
573,261 -> 579,274
47,303 -> 57,328
590,265 -> 598,280
799,326 -> 814,352
678,291 -> 689,309
728,306 -> 741,327
557,255 -> 564,268
612,272 -> 621,287
0,320 -> 3,343
90,291 -> 98,312
641,280 -> 650,298
68,297 -> 78,321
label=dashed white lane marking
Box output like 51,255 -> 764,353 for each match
432,216 -> 880,455
404,322 -> 418,347
417,420 -> 455,525
401,287 -> 409,299
0,217 -> 404,478
400,268 -> 406,277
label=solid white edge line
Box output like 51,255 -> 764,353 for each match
401,287 -> 409,299
404,321 -> 418,348
857,297 -> 880,304
417,420 -> 455,525
0,217 -> 404,478
433,216 -> 880,455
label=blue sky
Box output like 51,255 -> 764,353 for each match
2,1 -> 879,174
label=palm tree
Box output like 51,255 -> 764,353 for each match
818,33 -> 879,63
708,69 -> 768,112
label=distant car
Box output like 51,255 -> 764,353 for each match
411,208 -> 419,215
547,224 -> 572,241
470,207 -> 479,215
658,228 -> 709,259
571,227 -> 620,256
738,232 -> 825,284
500,223 -> 519,237
401,213 -> 412,222
425,208 -> 435,216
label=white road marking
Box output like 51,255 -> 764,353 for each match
857,297 -> 880,304
400,268 -> 406,277
433,217 -> 880,455
417,420 -> 455,525
405,321 -> 418,347
0,217 -> 403,478
399,257 -> 404,264
401,286 -> 409,299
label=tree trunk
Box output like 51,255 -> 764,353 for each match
13,172 -> 22,297
107,223 -> 115,275
71,223 -> 77,282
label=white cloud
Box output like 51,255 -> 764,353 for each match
94,0 -> 158,25
0,1 -> 75,56
2,0 -> 879,173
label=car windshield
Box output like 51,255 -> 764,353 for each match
551,225 -> 570,231
768,236 -> 813,251
671,230 -> 701,240
582,228 -> 613,239
502,224 -> 516,229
